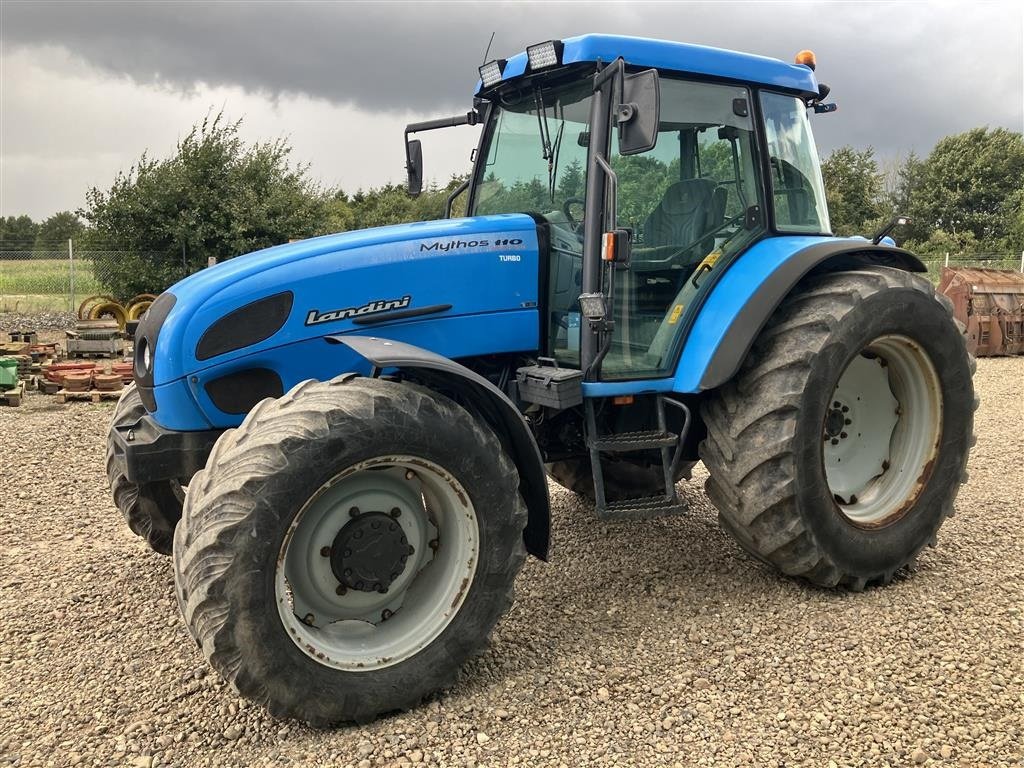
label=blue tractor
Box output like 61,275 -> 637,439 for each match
106,35 -> 974,724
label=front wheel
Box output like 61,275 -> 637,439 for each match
106,384 -> 184,555
173,376 -> 527,725
701,267 -> 975,589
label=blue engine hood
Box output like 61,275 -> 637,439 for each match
151,214 -> 540,388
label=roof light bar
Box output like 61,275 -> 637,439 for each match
478,59 -> 506,88
526,40 -> 564,71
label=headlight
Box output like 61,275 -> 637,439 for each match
135,336 -> 151,377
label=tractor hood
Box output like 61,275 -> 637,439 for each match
138,214 -> 541,397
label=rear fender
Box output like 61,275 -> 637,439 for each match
328,335 -> 550,561
679,238 -> 926,392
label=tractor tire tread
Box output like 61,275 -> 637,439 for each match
699,266 -> 975,589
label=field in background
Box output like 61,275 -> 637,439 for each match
0,257 -> 102,313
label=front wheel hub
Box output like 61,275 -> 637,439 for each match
330,511 -> 411,592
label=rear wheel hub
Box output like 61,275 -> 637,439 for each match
330,511 -> 411,593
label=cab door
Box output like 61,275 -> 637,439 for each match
599,77 -> 766,381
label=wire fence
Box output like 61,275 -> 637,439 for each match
0,247 -> 184,315
1,242 -> 1022,316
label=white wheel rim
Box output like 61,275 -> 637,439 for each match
275,456 -> 479,671
823,335 -> 943,528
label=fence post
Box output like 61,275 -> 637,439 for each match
1019,250 -> 1023,273
68,238 -> 75,313
944,252 -> 949,268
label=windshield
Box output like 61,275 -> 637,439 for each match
471,81 -> 593,230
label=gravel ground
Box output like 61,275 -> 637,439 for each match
0,312 -> 77,335
1,358 -> 1021,768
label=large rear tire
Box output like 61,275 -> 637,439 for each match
173,376 -> 527,725
700,267 -> 975,589
106,384 -> 184,555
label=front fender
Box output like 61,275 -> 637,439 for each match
327,335 -> 550,561
675,237 -> 926,392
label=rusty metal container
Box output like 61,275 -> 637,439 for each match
938,267 -> 1024,357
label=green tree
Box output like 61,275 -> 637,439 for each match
34,211 -> 85,250
0,215 -> 38,249
821,146 -> 884,236
904,127 -> 1024,252
81,112 -> 330,298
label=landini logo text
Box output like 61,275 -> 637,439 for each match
304,295 -> 412,326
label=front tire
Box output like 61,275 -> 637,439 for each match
173,376 -> 527,725
106,384 -> 184,555
700,267 -> 975,589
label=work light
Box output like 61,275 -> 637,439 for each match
478,59 -> 506,87
578,293 -> 608,324
526,40 -> 564,70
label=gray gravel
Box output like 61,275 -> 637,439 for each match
0,312 -> 77,334
1,358 -> 1022,768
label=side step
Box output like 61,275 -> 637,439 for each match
592,430 -> 677,452
598,495 -> 688,522
585,395 -> 692,520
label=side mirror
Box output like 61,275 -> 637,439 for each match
617,69 -> 659,156
406,139 -> 423,197
872,215 -> 912,244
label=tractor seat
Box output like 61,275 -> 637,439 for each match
642,179 -> 725,258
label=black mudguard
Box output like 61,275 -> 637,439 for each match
327,335 -> 550,560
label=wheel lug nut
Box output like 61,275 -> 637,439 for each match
405,470 -> 416,481
429,539 -> 439,551
408,545 -> 416,555
390,507 -> 401,518
335,585 -> 347,596
349,506 -> 360,517
844,418 -> 852,425
302,613 -> 315,626
831,438 -> 839,446
840,432 -> 848,439
381,609 -> 393,621
841,405 -> 849,413
377,585 -> 388,594
344,549 -> 352,557
320,546 -> 331,557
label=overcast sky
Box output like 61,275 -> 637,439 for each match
2,0 -> 1022,220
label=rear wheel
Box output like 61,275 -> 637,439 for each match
106,384 -> 184,555
701,267 -> 975,589
173,376 -> 527,725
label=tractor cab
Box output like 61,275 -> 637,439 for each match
406,35 -> 835,515
409,36 -> 832,387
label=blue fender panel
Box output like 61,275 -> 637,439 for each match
329,336 -> 550,561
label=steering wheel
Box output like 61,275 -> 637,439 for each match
562,197 -> 586,233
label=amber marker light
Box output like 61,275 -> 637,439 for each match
795,50 -> 817,70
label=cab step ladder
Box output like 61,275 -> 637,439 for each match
585,395 -> 691,521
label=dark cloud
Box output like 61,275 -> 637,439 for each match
3,1 -> 1022,159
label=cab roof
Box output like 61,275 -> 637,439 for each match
477,34 -> 819,97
